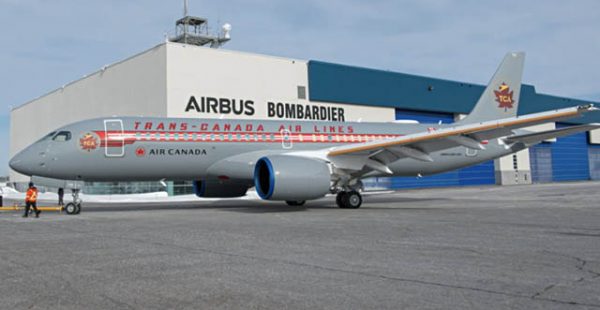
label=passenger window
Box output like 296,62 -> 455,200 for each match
53,131 -> 71,142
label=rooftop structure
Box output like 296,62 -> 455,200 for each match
169,1 -> 231,48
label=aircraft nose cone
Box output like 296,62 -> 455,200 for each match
9,147 -> 40,176
9,154 -> 29,175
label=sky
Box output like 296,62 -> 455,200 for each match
1,0 -> 599,176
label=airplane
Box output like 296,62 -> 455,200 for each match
9,52 -> 600,214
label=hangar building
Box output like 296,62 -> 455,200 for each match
9,24 -> 600,194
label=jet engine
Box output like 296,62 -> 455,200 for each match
254,155 -> 331,201
193,180 -> 249,198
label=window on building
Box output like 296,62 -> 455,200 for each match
297,86 -> 307,99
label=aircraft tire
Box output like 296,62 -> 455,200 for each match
336,192 -> 347,208
65,203 -> 78,215
74,203 -> 82,215
342,191 -> 362,209
286,200 -> 306,206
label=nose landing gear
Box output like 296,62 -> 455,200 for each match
64,189 -> 82,215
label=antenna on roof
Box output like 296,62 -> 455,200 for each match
169,0 -> 231,48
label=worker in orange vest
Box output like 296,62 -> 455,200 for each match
24,182 -> 40,218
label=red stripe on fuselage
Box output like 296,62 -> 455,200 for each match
94,131 -> 404,147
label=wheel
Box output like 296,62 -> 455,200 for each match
342,191 -> 362,209
74,203 -> 82,214
65,203 -> 78,215
286,200 -> 306,206
336,192 -> 347,208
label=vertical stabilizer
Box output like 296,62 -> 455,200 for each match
459,52 -> 525,124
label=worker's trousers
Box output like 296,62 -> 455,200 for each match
24,201 -> 39,216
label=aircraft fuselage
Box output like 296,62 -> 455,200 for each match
11,117 -> 521,182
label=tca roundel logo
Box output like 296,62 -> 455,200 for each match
494,83 -> 515,112
79,132 -> 99,152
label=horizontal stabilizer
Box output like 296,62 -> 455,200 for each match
505,124 -> 600,145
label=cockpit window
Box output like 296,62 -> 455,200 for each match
37,131 -> 57,143
53,131 -> 72,142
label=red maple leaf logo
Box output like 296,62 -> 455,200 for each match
494,83 -> 515,111
79,133 -> 98,152
135,147 -> 146,157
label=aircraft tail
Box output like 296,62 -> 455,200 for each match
458,52 -> 525,124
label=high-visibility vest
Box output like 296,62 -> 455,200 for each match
25,188 -> 38,203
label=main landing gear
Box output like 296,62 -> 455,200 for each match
336,191 -> 362,209
64,189 -> 82,215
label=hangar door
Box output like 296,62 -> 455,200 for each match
589,146 -> 600,180
529,143 -> 553,183
551,123 -> 590,182
368,110 -> 495,190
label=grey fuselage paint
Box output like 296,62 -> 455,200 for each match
11,117 -> 524,182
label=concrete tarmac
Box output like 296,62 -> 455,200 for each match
1,182 -> 599,309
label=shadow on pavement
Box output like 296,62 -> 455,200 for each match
2,194 -> 451,215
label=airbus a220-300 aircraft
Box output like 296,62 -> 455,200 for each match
9,53 -> 600,214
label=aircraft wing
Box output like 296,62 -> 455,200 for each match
504,124 -> 600,145
325,105 -> 595,174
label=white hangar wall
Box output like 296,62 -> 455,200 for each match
164,43 -> 395,122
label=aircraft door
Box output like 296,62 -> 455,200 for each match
104,119 -> 125,157
281,129 -> 293,149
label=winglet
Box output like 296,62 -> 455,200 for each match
578,104 -> 597,111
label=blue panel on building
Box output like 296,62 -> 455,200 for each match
395,109 -> 454,124
309,60 -> 483,114
367,109 -> 495,189
551,123 -> 590,181
458,161 -> 496,186
390,171 -> 461,189
518,90 -> 599,124
308,60 -> 600,124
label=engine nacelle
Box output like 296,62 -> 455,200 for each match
193,180 -> 249,198
254,155 -> 331,201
